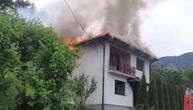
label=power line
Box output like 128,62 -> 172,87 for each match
63,0 -> 91,38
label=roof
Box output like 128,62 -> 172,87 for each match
76,33 -> 157,62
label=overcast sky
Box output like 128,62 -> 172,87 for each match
23,0 -> 193,58
141,0 -> 193,58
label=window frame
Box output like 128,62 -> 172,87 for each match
136,58 -> 144,72
110,53 -> 120,70
115,80 -> 126,96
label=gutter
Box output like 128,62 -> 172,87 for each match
101,42 -> 105,110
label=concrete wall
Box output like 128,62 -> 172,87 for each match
89,104 -> 134,110
130,53 -> 150,83
73,42 -> 151,108
104,43 -> 134,107
104,73 -> 134,106
73,44 -> 105,105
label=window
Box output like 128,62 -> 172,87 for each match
110,53 -> 120,70
115,80 -> 125,95
136,58 -> 144,71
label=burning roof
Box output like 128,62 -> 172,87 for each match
64,33 -> 157,61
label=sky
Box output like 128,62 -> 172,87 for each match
141,0 -> 193,58
21,0 -> 193,58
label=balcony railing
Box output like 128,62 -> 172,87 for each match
109,65 -> 136,76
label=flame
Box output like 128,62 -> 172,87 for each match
64,36 -> 84,44
68,45 -> 77,51
64,36 -> 84,51
99,30 -> 113,36
64,31 -> 113,50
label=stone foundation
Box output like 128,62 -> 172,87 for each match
88,104 -> 135,110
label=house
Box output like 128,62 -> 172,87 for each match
73,33 -> 157,110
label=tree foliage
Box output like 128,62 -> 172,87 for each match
0,13 -> 79,110
149,77 -> 159,110
157,75 -> 165,110
149,68 -> 186,110
0,0 -> 30,12
70,73 -> 97,110
163,82 -> 170,110
136,74 -> 148,107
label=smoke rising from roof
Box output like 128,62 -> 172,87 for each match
26,0 -> 155,57
53,0 -> 145,38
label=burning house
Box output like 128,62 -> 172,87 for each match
54,0 -> 156,109
71,33 -> 156,110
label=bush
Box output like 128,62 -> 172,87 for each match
0,13 -> 79,110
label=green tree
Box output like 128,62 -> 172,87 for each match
0,43 -> 22,109
0,13 -> 79,110
163,82 -> 170,110
149,77 -> 159,110
70,73 -> 97,110
136,73 -> 148,107
157,75 -> 165,110
0,0 -> 30,12
149,68 -> 187,110
179,86 -> 184,110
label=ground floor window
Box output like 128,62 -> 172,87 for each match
115,80 -> 125,95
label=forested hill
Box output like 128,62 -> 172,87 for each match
152,52 -> 193,69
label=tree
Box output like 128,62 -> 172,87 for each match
0,0 -> 30,12
70,73 -> 97,110
136,73 -> 148,107
149,77 -> 159,110
0,13 -> 79,110
156,75 -> 165,110
179,86 -> 184,110
163,82 -> 170,110
0,42 -> 22,109
149,68 -> 186,110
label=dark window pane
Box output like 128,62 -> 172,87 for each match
136,58 -> 144,71
110,53 -> 120,70
115,80 -> 125,95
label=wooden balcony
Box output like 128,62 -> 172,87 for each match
109,65 -> 136,78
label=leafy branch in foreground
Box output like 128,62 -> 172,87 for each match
0,13 -> 79,110
70,73 -> 97,110
0,0 -> 31,12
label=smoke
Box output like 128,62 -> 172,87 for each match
36,0 -> 145,38
102,0 -> 145,37
28,0 -> 154,57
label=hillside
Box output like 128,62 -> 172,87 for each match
152,52 -> 193,69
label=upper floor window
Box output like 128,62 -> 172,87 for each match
109,46 -> 131,74
110,53 -> 120,70
136,58 -> 144,71
115,80 -> 125,96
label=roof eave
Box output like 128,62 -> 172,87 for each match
75,33 -> 157,61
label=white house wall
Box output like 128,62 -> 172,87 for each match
104,43 -> 134,107
130,53 -> 150,83
72,44 -> 104,105
73,41 -> 151,108
104,72 -> 134,107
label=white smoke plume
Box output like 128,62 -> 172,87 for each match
26,0 -> 155,57
30,0 -> 145,37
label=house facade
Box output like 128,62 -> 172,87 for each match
73,34 -> 156,110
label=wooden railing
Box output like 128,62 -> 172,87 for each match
109,65 -> 136,76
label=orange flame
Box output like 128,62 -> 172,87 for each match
99,30 -> 113,36
68,45 -> 77,51
64,36 -> 84,51
64,30 -> 113,50
64,36 -> 84,44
